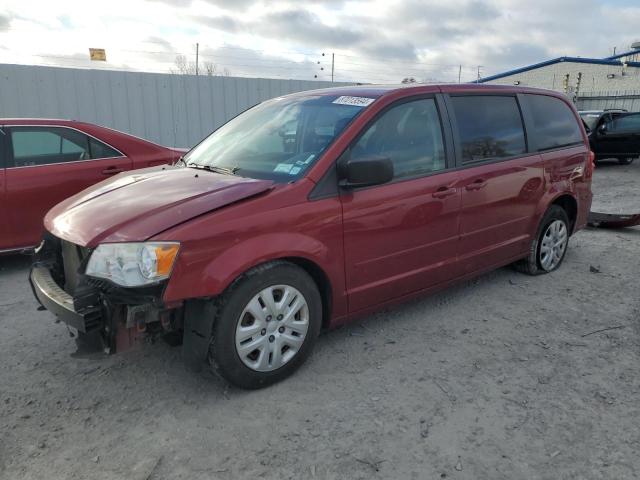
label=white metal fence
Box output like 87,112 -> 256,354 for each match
0,64 -> 352,148
577,90 -> 640,112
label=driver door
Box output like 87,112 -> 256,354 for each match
340,96 -> 461,312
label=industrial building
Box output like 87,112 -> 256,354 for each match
478,43 -> 640,99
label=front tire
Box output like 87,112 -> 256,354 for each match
618,157 -> 634,165
208,261 -> 322,389
514,205 -> 570,276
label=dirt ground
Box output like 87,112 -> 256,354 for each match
1,159 -> 639,480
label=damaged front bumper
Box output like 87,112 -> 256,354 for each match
30,235 -> 182,354
30,266 -> 102,333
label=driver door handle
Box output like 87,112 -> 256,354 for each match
432,186 -> 457,199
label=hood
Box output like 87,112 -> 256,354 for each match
45,165 -> 273,247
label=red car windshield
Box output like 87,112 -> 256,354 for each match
183,94 -> 376,181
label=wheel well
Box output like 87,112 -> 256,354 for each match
552,195 -> 578,233
283,257 -> 332,330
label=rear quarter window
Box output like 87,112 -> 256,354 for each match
89,138 -> 122,159
524,95 -> 583,151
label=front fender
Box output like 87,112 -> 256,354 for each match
162,232 -> 341,307
202,232 -> 331,294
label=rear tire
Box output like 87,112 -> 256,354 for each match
208,261 -> 322,389
514,205 -> 570,276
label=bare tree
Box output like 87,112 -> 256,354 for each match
401,77 -> 417,84
202,61 -> 217,76
171,54 -> 196,75
171,54 -> 231,77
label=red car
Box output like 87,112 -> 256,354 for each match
0,119 -> 184,253
31,84 -> 593,389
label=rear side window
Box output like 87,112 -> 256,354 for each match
90,138 -> 122,159
450,96 -> 526,163
608,113 -> 640,134
525,95 -> 583,151
351,98 -> 447,179
10,127 -> 90,167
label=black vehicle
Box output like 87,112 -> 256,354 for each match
579,109 -> 640,165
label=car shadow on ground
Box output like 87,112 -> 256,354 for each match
61,263 -> 515,399
0,254 -> 32,273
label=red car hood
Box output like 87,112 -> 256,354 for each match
45,165 -> 273,247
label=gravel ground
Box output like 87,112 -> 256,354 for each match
1,160 -> 639,480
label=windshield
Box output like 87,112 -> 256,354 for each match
580,113 -> 601,130
183,94 -> 375,181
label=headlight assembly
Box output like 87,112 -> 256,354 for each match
85,242 -> 180,287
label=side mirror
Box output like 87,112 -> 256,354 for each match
598,123 -> 608,135
338,154 -> 394,188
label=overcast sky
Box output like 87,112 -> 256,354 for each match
1,0 -> 639,83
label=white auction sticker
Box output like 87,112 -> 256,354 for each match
332,96 -> 375,107
274,163 -> 293,173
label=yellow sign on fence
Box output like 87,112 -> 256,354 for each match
89,48 -> 107,61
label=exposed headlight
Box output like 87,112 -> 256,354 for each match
85,242 -> 180,287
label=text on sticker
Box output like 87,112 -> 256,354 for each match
332,96 -> 375,107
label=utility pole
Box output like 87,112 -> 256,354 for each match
458,65 -> 462,83
195,43 -> 199,76
331,53 -> 335,83
477,65 -> 482,80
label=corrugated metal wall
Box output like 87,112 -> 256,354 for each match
0,64 -> 352,147
577,91 -> 640,112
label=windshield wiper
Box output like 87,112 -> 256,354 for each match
187,163 -> 239,175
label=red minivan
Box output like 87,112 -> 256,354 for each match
30,84 -> 593,389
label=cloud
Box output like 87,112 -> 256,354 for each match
357,40 -> 418,62
145,0 -> 261,9
203,0 -> 258,9
198,44 -> 320,78
255,9 -> 365,47
0,14 -> 11,31
476,43 -> 552,71
4,0 -> 640,83
196,14 -> 239,33
144,0 -> 195,6
145,35 -> 174,51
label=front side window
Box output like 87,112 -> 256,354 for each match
608,113 -> 640,134
350,98 -> 446,179
450,95 -> 526,163
10,127 -> 89,167
184,94 -> 373,182
525,94 -> 583,151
